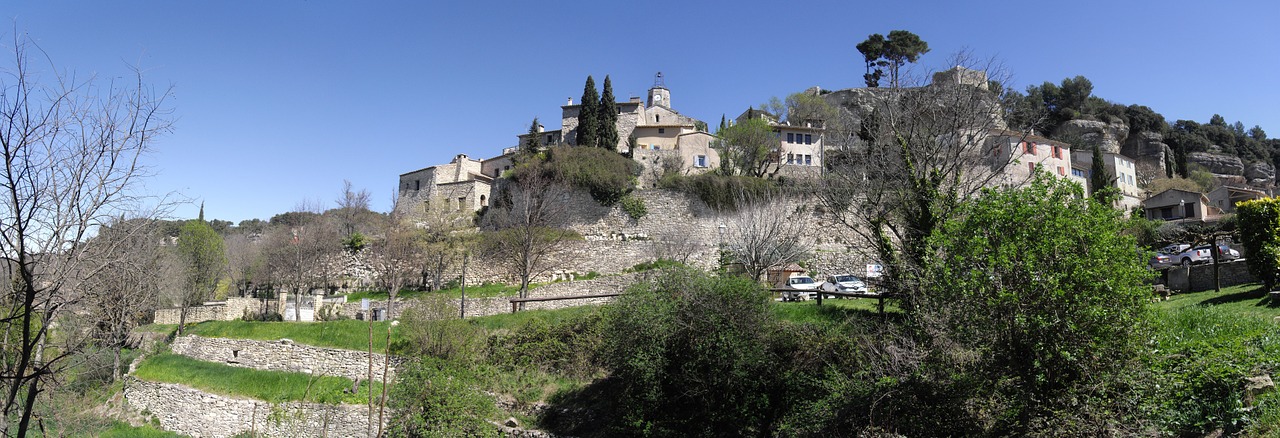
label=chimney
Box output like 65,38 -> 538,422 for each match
537,124 -> 545,133
567,97 -> 573,105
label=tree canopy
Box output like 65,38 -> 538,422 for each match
856,30 -> 930,88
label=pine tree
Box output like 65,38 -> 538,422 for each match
718,114 -> 727,133
522,117 -> 541,154
598,75 -> 619,151
577,76 -> 600,148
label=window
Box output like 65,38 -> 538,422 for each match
1028,162 -> 1035,173
546,134 -> 553,143
414,180 -> 420,190
1025,142 -> 1036,154
695,155 -> 707,167
656,115 -> 660,123
992,145 -> 1001,157
787,133 -> 795,143
1072,168 -> 1086,178
1184,203 -> 1194,218
658,128 -> 665,134
805,154 -> 812,165
653,145 -> 661,150
1053,145 -> 1062,159
1058,166 -> 1065,176
480,195 -> 488,207
804,134 -> 812,145
457,197 -> 466,212
787,153 -> 794,164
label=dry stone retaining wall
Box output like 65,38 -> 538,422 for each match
170,335 -> 399,382
124,378 -> 380,438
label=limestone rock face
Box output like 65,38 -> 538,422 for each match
1053,119 -> 1130,154
1121,131 -> 1172,176
1188,151 -> 1245,176
1245,162 -> 1276,187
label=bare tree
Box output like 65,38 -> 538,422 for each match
82,217 -> 165,381
264,211 -> 341,320
224,232 -> 266,297
819,52 -> 1019,306
0,33 -> 172,434
369,197 -> 422,317
335,179 -> 372,239
722,194 -> 813,282
481,171 -> 575,306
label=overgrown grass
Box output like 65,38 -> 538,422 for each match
134,324 -> 177,335
100,422 -> 185,438
133,353 -> 385,404
771,298 -> 900,324
185,320 -> 399,352
1146,282 -> 1280,435
469,305 -> 603,332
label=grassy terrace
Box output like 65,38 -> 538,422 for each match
345,282 -> 529,302
1153,282 -> 1280,319
133,353 -> 386,404
182,319 -> 399,352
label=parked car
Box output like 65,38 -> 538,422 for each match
1149,243 -> 1212,269
782,275 -> 819,301
820,274 -> 869,297
1192,244 -> 1242,261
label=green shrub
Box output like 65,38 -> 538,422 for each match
598,267 -> 781,436
514,146 -> 640,206
659,172 -> 776,211
619,194 -> 646,220
486,312 -> 603,379
386,357 -> 498,436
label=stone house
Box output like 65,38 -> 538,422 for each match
397,153 -> 493,216
733,107 -> 825,178
1206,185 -> 1267,214
1072,149 -> 1143,211
1143,188 -> 1222,221
986,129 -> 1085,189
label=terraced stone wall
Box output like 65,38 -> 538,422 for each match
170,335 -> 399,382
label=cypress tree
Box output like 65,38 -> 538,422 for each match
522,117 -> 541,154
577,76 -> 600,148
598,75 -> 619,151
1089,142 -> 1115,205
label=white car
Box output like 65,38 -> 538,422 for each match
820,274 -> 869,295
782,275 -> 819,301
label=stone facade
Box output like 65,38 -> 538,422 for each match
170,335 -> 399,382
398,153 -> 493,216
124,378 -> 381,438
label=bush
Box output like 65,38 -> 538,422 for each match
598,267 -> 781,436
659,172 -> 776,212
515,146 -> 640,206
486,312 -> 603,379
626,258 -> 684,272
386,357 -> 498,436
1237,198 -> 1280,290
619,194 -> 646,220
917,173 -> 1152,434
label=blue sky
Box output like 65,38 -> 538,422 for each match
6,1 -> 1278,223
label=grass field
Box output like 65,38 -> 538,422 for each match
1152,282 -> 1280,320
99,422 -> 186,438
133,353 -> 385,404
184,320 -> 399,352
346,282 -> 527,302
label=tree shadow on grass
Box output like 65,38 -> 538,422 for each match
537,376 -> 624,438
1194,285 -> 1272,307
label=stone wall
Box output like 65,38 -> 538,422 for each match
124,378 -> 380,438
170,335 -> 399,382
1165,260 -> 1257,292
155,297 -> 286,325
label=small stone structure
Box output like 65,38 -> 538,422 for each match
124,378 -> 382,438
170,335 -> 400,382
154,297 -> 271,325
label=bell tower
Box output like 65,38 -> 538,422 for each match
646,72 -> 670,108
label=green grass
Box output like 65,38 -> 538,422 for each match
1152,282 -> 1280,321
346,282 -> 528,302
133,353 -> 385,404
184,320 -> 399,352
771,296 -> 901,324
135,324 -> 178,335
100,422 -> 185,438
